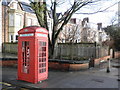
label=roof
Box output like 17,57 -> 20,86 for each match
56,13 -> 62,19
18,26 -> 48,34
48,11 -> 52,18
48,10 -> 62,19
19,2 -> 34,13
2,0 -> 13,6
2,0 -> 34,13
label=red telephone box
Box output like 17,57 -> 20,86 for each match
17,26 -> 48,84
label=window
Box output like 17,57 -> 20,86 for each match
12,2 -> 17,9
16,14 -> 22,27
27,18 -> 32,26
11,35 -> 13,42
9,14 -> 14,26
16,35 -> 18,40
32,19 -> 38,25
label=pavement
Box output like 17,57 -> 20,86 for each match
0,53 -> 120,89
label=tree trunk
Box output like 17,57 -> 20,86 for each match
48,33 -> 58,59
49,43 -> 55,59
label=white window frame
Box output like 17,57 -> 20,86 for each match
15,14 -> 22,27
9,13 -> 14,26
27,18 -> 32,26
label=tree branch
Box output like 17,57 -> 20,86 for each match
51,0 -> 57,46
75,2 -> 118,14
43,1 -> 49,30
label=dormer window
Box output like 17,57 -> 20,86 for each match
12,1 -> 17,9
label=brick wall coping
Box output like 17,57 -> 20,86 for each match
49,59 -> 89,64
0,58 -> 17,61
1,58 -> 89,64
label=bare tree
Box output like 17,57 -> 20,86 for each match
110,12 -> 118,25
59,23 -> 80,43
29,0 -> 118,58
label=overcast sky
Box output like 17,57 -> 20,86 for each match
20,0 -> 119,28
73,0 -> 119,28
55,0 -> 119,28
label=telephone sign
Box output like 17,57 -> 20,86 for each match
17,26 -> 48,84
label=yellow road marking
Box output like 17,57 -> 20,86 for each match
21,88 -> 29,90
0,82 -> 11,86
0,82 -> 29,90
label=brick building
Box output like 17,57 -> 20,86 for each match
2,3 -> 9,43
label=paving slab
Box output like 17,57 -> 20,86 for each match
1,66 -> 119,89
0,53 -> 119,89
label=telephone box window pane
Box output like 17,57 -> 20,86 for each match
43,42 -> 46,46
42,58 -> 46,62
39,58 -> 42,62
39,53 -> 42,57
22,41 -> 30,74
42,47 -> 46,51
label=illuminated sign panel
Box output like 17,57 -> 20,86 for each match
20,33 -> 34,37
37,34 -> 47,37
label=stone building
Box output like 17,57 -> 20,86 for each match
2,0 -> 40,43
81,17 -> 90,42
2,0 -> 53,43
80,18 -> 109,43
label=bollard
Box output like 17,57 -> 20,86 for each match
106,58 -> 110,73
89,56 -> 94,69
88,58 -> 91,69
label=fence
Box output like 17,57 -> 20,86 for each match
3,43 -> 109,59
54,43 -> 109,60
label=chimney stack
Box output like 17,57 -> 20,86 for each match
97,23 -> 102,30
82,17 -> 89,26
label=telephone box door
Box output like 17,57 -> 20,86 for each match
18,38 -> 35,82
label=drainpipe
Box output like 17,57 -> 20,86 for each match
23,12 -> 26,28
0,0 -> 2,52
3,2 -> 7,52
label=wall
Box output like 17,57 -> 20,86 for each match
3,43 -> 18,54
0,1 -> 2,52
